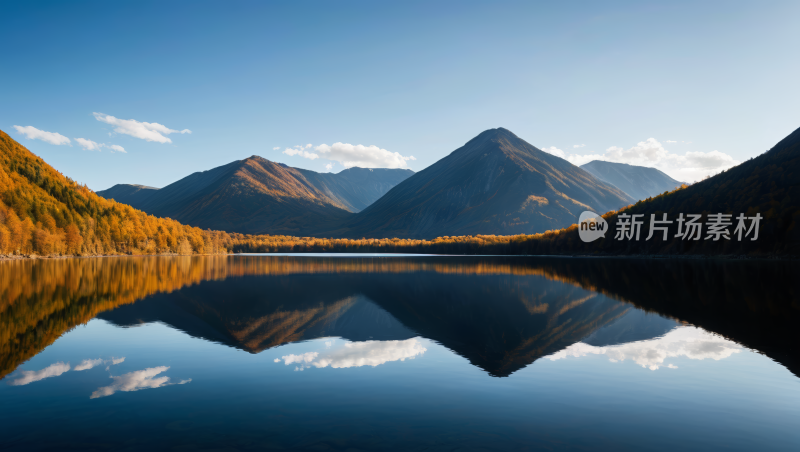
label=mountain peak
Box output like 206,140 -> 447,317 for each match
341,128 -> 633,238
473,127 -> 518,141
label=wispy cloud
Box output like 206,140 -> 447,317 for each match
90,366 -> 190,399
107,144 -> 126,153
9,362 -> 71,386
74,359 -> 105,371
13,125 -> 71,146
573,144 -> 586,148
272,146 -> 281,150
75,138 -> 126,153
8,357 -> 126,386
93,112 -> 191,143
75,138 -> 102,151
283,146 -> 319,160
665,140 -> 677,143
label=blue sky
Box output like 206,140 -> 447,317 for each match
2,0 -> 799,190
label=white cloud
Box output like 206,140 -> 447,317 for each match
541,146 -> 566,158
666,140 -> 677,143
13,125 -> 71,146
280,352 -> 319,365
109,357 -> 125,365
573,144 -> 586,148
9,362 -> 71,385
272,146 -> 281,150
325,162 -> 334,171
546,326 -> 741,371
276,338 -> 427,371
75,138 -> 126,153
93,112 -> 191,143
313,143 -> 416,169
283,147 -> 319,160
561,138 -> 739,182
75,138 -> 102,151
74,358 -> 105,371
90,366 -> 190,398
282,142 -> 416,169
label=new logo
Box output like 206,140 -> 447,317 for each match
579,211 -> 607,242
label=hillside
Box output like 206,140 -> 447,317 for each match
98,158 -> 413,235
580,160 -> 684,201
575,124 -> 800,255
338,128 -> 634,238
503,124 -> 800,256
0,129 -> 233,257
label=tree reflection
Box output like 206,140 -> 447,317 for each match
1,256 -> 798,380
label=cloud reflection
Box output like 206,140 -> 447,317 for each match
276,338 -> 427,371
74,358 -> 105,371
9,362 -> 71,386
8,356 -> 127,386
547,327 -> 741,370
91,366 -> 191,399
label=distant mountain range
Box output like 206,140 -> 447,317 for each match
98,157 -> 413,235
580,160 -> 684,201
101,128 -> 634,238
337,128 -> 634,238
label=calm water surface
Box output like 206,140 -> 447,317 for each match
1,255 -> 799,451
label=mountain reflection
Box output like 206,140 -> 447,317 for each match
1,255 -> 798,380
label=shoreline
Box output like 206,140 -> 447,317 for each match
1,252 -> 797,262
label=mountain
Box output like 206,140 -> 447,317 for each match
94,183 -> 159,207
338,128 -> 634,238
580,160 -> 684,201
97,157 -> 413,235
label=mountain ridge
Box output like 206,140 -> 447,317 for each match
98,157 -> 414,235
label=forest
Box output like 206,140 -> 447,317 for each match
0,130 -> 232,257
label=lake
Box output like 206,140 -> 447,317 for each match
1,255 -> 799,451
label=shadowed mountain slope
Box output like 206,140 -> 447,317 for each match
580,160 -> 684,201
296,167 -> 414,212
338,128 -> 634,238
95,183 -> 159,207
97,158 -> 413,235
